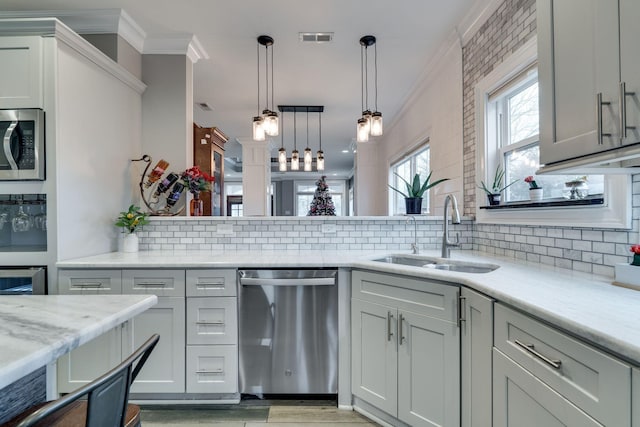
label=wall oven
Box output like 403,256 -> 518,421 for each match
0,109 -> 45,180
0,266 -> 46,295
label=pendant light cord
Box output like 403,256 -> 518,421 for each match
374,43 -> 378,111
306,109 -> 309,148
265,44 -> 269,111
271,45 -> 275,112
281,109 -> 285,149
319,111 -> 322,151
361,45 -> 365,112
364,46 -> 369,111
293,111 -> 297,150
256,43 -> 261,115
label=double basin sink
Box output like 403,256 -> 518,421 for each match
374,255 -> 499,274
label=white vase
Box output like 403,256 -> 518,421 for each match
529,188 -> 543,201
122,233 -> 139,253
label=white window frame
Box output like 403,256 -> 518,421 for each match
475,36 -> 631,228
388,142 -> 432,215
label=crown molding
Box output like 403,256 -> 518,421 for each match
457,0 -> 504,45
144,34 -> 209,63
0,9 -> 146,52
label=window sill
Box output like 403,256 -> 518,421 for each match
480,195 -> 604,210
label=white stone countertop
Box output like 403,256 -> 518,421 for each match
57,250 -> 640,365
0,294 -> 157,389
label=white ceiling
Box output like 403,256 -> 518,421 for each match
1,0 -> 488,179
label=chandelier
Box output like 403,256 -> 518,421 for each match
277,105 -> 324,172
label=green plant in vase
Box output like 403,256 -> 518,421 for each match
478,165 -> 517,205
388,171 -> 449,214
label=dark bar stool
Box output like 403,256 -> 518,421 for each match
2,334 -> 160,427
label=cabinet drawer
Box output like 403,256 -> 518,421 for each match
494,303 -> 631,427
122,269 -> 185,297
186,269 -> 236,297
186,345 -> 238,394
187,297 -> 237,345
352,270 -> 458,323
58,270 -> 122,294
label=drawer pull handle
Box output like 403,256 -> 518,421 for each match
597,92 -> 612,145
73,282 -> 104,288
458,294 -> 466,327
197,281 -> 224,287
196,321 -> 224,325
514,339 -> 562,369
195,369 -> 223,374
136,282 -> 167,287
387,311 -> 394,342
398,313 -> 405,345
620,82 -> 636,140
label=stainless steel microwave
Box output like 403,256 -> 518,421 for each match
0,109 -> 45,180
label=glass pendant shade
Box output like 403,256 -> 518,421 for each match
356,118 -> 369,142
278,147 -> 287,171
316,150 -> 325,171
370,111 -> 383,136
265,112 -> 279,136
362,110 -> 372,134
253,116 -> 265,141
304,148 -> 312,171
291,149 -> 300,170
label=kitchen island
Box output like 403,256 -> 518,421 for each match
0,294 -> 157,423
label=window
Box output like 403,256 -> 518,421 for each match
475,37 -> 630,228
295,180 -> 345,216
389,145 -> 430,215
488,68 -> 604,203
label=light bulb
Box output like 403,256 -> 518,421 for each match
304,148 -> 312,171
252,116 -> 265,141
316,150 -> 324,171
370,111 -> 383,136
278,147 -> 287,171
265,112 -> 279,136
356,118 -> 369,142
291,149 -> 299,170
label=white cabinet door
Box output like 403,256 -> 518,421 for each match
186,345 -> 238,393
397,310 -> 459,427
493,348 -> 603,427
186,297 -> 237,345
127,297 -> 186,393
0,36 -> 43,108
461,288 -> 494,427
538,0 -> 621,165
619,0 -> 640,146
351,298 -> 397,416
57,324 -> 125,393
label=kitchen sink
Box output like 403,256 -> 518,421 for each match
373,255 -> 499,273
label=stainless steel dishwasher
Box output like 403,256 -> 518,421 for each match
237,269 -> 338,396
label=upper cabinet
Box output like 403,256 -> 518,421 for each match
0,36 -> 43,108
537,0 -> 640,172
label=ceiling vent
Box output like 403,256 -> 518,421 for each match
299,32 -> 333,43
196,102 -> 212,111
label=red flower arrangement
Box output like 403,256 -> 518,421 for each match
181,166 -> 214,195
631,245 -> 640,266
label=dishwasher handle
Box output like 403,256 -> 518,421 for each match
239,276 -> 335,286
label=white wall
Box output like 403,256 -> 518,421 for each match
55,40 -> 143,259
356,33 -> 464,216
141,55 -> 193,173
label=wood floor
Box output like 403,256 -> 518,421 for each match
140,401 -> 379,426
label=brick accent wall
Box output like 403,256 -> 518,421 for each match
462,0 -> 536,215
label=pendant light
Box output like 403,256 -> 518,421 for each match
278,110 -> 287,171
303,109 -> 312,171
253,35 -> 279,140
356,35 -> 383,141
291,110 -> 300,170
316,110 -> 324,171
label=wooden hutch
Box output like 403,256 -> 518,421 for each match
193,123 -> 228,216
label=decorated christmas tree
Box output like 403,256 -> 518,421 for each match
307,176 -> 336,216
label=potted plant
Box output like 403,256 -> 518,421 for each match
478,165 -> 517,205
115,205 -> 149,252
388,172 -> 449,214
524,175 -> 543,201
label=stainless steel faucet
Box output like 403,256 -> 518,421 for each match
406,215 -> 418,254
442,194 -> 461,258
